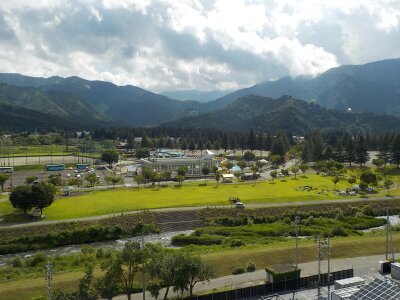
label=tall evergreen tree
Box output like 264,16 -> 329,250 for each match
221,133 -> 229,153
379,133 -> 392,165
271,136 -> 286,159
391,134 -> 400,166
247,129 -> 257,152
301,139 -> 314,162
311,131 -> 324,161
344,135 -> 355,167
264,132 -> 273,151
354,134 -> 369,166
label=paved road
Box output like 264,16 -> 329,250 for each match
114,253 -> 396,300
1,195 -> 398,228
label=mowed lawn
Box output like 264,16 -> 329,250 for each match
43,175 -> 354,220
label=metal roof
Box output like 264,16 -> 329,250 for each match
350,279 -> 400,300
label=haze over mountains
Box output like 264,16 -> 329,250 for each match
0,58 -> 399,131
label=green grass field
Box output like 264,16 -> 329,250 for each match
0,173 -> 395,221
0,145 -> 76,157
40,174 -> 373,220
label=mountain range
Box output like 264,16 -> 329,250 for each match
0,58 -> 399,131
164,95 -> 400,134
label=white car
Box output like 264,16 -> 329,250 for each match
235,202 -> 246,209
66,173 -> 71,178
76,174 -> 82,178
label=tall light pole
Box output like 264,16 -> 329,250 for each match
294,216 -> 301,269
46,262 -> 53,300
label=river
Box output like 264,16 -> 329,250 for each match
0,229 -> 193,266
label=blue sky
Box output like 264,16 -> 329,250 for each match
0,0 -> 399,92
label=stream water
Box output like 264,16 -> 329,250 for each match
0,229 -> 194,266
362,215 -> 400,232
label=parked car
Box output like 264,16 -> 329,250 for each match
235,202 -> 246,209
66,173 -> 71,178
76,174 -> 82,178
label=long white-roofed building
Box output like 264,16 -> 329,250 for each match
141,149 -> 218,177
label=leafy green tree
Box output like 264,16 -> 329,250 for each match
311,131 -> 324,161
147,281 -> 161,300
48,174 -> 62,186
133,174 -> 145,188
237,160 -> 247,173
176,175 -> 185,186
85,173 -> 99,187
9,185 -> 34,212
106,242 -> 144,300
281,169 -> 289,179
77,264 -> 98,300
215,171 -> 221,185
135,147 -> 150,159
270,170 -> 277,181
102,150 -> 119,168
251,165 -> 259,183
372,158 -> 384,169
269,154 -> 281,167
332,176 -> 340,189
185,255 -> 215,296
347,177 -> 356,185
31,182 -> 56,216
0,173 -> 9,191
142,166 -> 156,183
25,175 -> 36,184
105,175 -> 122,188
243,151 -> 256,161
255,160 -> 266,170
177,166 -> 188,177
360,171 -> 377,186
201,166 -> 210,184
161,171 -> 171,185
384,179 -> 394,194
299,164 -> 309,175
302,139 -> 314,162
291,166 -> 299,178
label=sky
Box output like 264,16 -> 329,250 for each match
0,0 -> 399,92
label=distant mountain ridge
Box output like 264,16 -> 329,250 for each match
165,95 -> 400,134
161,89 -> 231,102
206,58 -> 400,115
0,58 -> 400,130
0,73 -> 201,126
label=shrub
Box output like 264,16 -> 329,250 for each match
232,267 -> 245,275
331,226 -> 347,237
11,256 -> 24,268
362,205 -> 374,216
26,252 -> 47,267
246,260 -> 256,272
335,211 -> 345,221
230,239 -> 245,247
171,234 -> 224,246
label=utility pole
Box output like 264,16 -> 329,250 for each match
323,237 -> 332,300
294,216 -> 301,269
46,262 -> 53,300
140,223 -> 146,300
386,209 -> 389,260
316,236 -> 322,300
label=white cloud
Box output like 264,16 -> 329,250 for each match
0,0 -> 398,92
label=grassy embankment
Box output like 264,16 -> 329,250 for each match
0,231 -> 398,300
